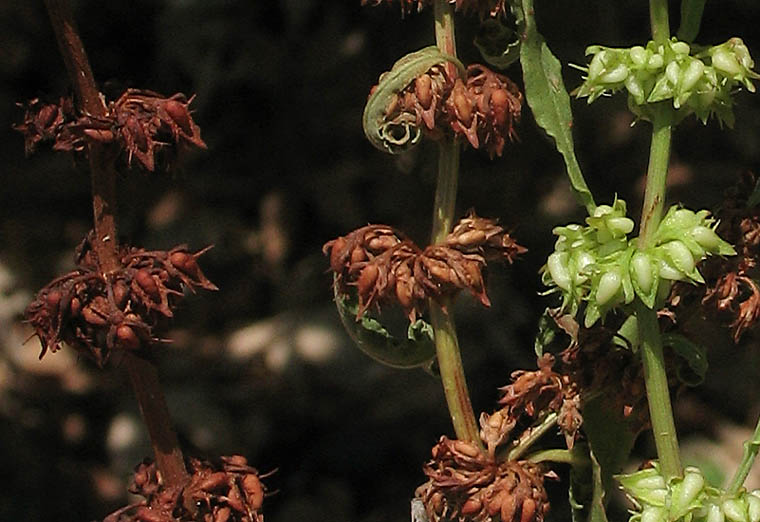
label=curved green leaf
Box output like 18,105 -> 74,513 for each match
333,282 -> 436,369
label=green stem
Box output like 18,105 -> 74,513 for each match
649,0 -> 671,46
638,111 -> 672,248
429,0 -> 481,447
635,102 -> 681,480
526,448 -> 586,466
507,412 -> 558,461
726,413 -> 760,495
677,0 -> 706,42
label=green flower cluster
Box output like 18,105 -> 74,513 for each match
574,37 -> 759,125
618,464 -> 760,522
542,201 -> 734,327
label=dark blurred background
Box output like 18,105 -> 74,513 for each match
3,1 -> 760,521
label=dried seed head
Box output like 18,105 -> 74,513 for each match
108,456 -> 268,522
14,89 -> 206,173
25,234 -> 216,366
418,437 -> 550,522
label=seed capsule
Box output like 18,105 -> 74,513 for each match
629,46 -> 648,67
164,99 -> 193,135
689,225 -> 722,250
722,498 -> 748,522
713,49 -> 743,77
135,269 -> 159,299
242,474 -> 264,510
663,240 -> 695,274
681,59 -> 705,92
116,325 -> 140,350
600,63 -> 629,84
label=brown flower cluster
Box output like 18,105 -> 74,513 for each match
416,437 -> 550,522
670,171 -> 760,341
323,212 -> 525,321
362,0 -> 507,18
104,456 -> 266,522
490,354 -> 582,451
378,63 -> 522,158
25,234 -> 217,366
15,88 -> 205,172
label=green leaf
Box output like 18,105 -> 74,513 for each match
662,333 -> 708,386
334,283 -> 436,369
568,443 -> 610,522
515,0 -> 596,215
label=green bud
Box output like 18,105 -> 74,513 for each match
630,46 -> 648,67
641,505 -> 667,522
723,498 -> 748,522
689,225 -> 722,250
672,41 -> 691,56
573,251 -> 595,284
666,61 -> 681,86
626,75 -> 646,104
708,504 -> 727,522
682,59 -> 705,92
608,216 -> 635,236
648,53 -> 665,70
601,63 -> 629,84
670,469 -> 705,519
548,252 -> 572,291
659,258 -> 685,281
713,49 -> 743,77
596,270 -> 622,306
747,494 -> 760,522
588,51 -> 608,80
631,251 -> 654,294
662,240 -> 696,274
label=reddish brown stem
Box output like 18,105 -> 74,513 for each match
43,0 -> 189,487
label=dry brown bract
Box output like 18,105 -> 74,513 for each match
416,437 -> 549,522
323,212 -> 524,321
15,89 -> 206,172
25,233 -> 217,366
103,456 -> 267,522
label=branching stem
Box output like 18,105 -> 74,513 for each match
43,0 -> 189,488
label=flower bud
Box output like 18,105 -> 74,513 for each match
713,49 -> 743,77
573,251 -> 595,284
630,46 -> 648,67
681,59 -> 705,92
626,75 -> 646,103
672,41 -> 691,56
588,51 -> 608,80
666,61 -> 681,87
647,53 -> 664,70
689,225 -> 722,250
547,252 -> 572,291
747,494 -> 760,522
708,504 -> 727,522
641,505 -> 667,522
662,240 -> 695,274
596,270 -> 622,306
659,258 -> 685,281
632,251 -> 654,294
723,498 -> 749,522
670,469 -> 705,519
600,64 -> 629,84
607,216 -> 635,237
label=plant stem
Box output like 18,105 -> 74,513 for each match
526,448 -> 585,466
44,0 -> 189,487
507,412 -> 558,461
636,103 -> 682,479
649,0 -> 671,46
677,0 -> 706,42
429,0 -> 481,447
726,413 -> 760,495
